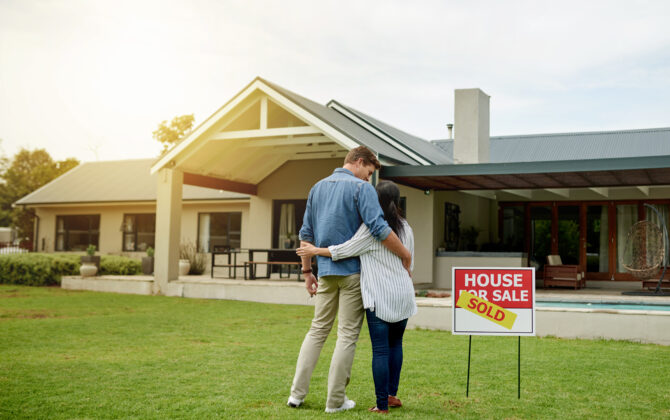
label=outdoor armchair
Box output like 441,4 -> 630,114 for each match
543,255 -> 586,289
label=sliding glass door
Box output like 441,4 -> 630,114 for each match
586,205 -> 609,278
530,206 -> 552,273
501,200 -> 670,282
557,205 -> 580,265
616,204 -> 639,274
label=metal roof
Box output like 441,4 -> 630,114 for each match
327,101 -> 453,165
260,78 -> 424,165
432,127 -> 670,163
15,159 -> 249,206
381,155 -> 670,191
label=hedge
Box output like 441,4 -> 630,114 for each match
0,253 -> 142,286
99,255 -> 141,276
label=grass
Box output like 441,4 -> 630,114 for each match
1,285 -> 669,419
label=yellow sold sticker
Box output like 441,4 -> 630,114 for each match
456,291 -> 517,330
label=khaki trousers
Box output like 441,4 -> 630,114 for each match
290,273 -> 364,409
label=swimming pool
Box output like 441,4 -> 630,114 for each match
536,301 -> 670,312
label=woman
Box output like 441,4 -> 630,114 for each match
297,181 -> 417,414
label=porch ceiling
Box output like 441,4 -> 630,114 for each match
178,131 -> 348,186
380,155 -> 670,191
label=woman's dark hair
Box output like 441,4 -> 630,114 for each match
375,181 -> 404,237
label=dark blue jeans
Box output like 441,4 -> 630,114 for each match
365,309 -> 408,410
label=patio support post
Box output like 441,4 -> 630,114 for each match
154,167 -> 183,294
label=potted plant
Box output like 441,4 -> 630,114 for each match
80,244 -> 100,277
460,226 -> 481,252
179,241 -> 206,275
179,243 -> 191,276
142,247 -> 154,275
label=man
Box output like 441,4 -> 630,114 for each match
287,146 -> 411,413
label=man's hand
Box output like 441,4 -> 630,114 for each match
382,231 -> 412,274
304,272 -> 318,296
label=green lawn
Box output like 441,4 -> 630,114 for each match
1,285 -> 669,419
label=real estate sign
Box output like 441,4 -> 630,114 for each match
452,267 -> 535,336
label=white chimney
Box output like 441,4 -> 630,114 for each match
453,88 -> 490,164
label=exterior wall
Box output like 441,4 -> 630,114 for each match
258,158 -> 342,200
398,184 -> 435,285
433,191 -> 497,249
252,157 -> 342,250
34,201 -> 250,258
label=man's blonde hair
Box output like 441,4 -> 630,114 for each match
344,146 -> 381,169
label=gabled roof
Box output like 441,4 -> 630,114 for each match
431,127 -> 670,163
15,159 -> 248,206
259,78 -> 433,165
327,101 -> 453,165
152,77 -> 451,175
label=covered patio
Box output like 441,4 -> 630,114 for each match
381,155 -> 670,289
148,77 -> 440,294
149,78 -> 356,294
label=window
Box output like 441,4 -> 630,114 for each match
501,205 -> 525,252
646,204 -> 669,266
444,202 -> 460,251
55,215 -> 100,251
272,200 -> 306,249
198,212 -> 242,252
616,204 -> 639,273
122,214 -> 156,251
586,205 -> 609,273
530,206 -> 552,272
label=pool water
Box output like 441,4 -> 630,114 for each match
536,301 -> 670,311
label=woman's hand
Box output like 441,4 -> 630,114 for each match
296,243 -> 319,257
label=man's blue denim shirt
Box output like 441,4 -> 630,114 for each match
299,168 -> 392,277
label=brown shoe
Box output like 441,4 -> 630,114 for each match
388,396 -> 402,408
368,407 -> 389,414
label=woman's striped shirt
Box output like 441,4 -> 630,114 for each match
328,219 -> 417,323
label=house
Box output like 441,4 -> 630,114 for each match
16,77 -> 670,294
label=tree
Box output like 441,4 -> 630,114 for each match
0,149 -> 79,248
152,114 -> 195,154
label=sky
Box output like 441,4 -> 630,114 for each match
1,0 -> 670,163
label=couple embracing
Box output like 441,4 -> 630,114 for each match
287,146 -> 417,414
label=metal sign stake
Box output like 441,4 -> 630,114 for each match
518,336 -> 521,399
466,335 -> 472,397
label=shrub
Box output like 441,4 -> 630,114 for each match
0,253 -> 143,286
100,255 -> 141,275
50,254 -> 80,276
0,254 -> 63,286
